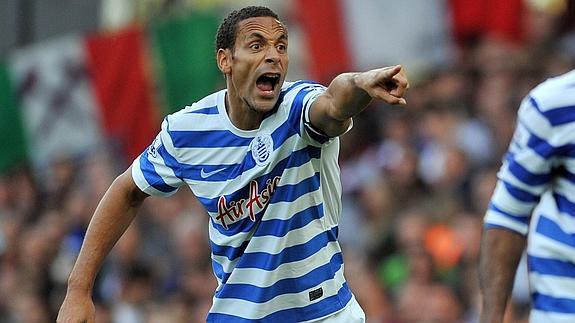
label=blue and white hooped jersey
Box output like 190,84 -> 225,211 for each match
484,70 -> 575,322
132,81 -> 353,322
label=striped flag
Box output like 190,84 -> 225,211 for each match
0,63 -> 27,173
296,0 -> 454,82
8,35 -> 105,171
150,11 -> 223,114
0,11 -> 222,175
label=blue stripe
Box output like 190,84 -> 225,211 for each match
506,155 -> 552,186
502,181 -> 540,203
162,122 -> 316,183
211,258 -> 226,282
483,223 -> 527,233
535,215 -> 575,247
186,106 -> 218,114
234,226 -> 339,271
523,128 -> 556,159
156,144 -> 182,178
169,129 -> 252,148
270,119 -> 299,150
528,255 -> 575,278
287,87 -> 312,133
138,154 -> 178,193
211,203 -> 325,263
520,122 -> 575,159
488,202 -> 530,225
532,292 -> 575,313
207,283 -> 351,323
215,252 -> 343,302
198,146 -> 321,215
270,173 -> 321,204
262,80 -> 323,120
207,171 -> 320,237
212,224 -> 337,269
211,239 -> 251,261
530,96 -> 575,126
557,166 -> 575,184
554,193 -> 575,216
254,204 -> 324,238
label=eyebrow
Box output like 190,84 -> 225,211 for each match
246,32 -> 288,42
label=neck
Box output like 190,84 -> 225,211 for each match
225,88 -> 264,131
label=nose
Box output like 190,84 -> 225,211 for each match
264,46 -> 280,64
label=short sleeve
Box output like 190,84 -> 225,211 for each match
284,80 -> 352,146
131,117 -> 185,197
484,96 -> 557,235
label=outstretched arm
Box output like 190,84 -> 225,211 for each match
310,65 -> 409,137
57,167 -> 149,323
479,227 -> 526,323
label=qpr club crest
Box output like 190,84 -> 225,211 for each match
250,133 -> 273,166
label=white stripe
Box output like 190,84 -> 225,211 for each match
188,134 -> 309,196
490,181 -> 538,216
244,221 -> 330,254
484,209 -> 529,235
224,241 -> 342,287
210,265 -> 346,320
529,272 -> 575,299
519,98 -> 575,148
530,309 -> 575,323
175,146 -> 248,165
208,190 -> 324,248
537,205 -> 575,234
498,164 -> 548,196
131,155 -> 177,197
528,231 -> 575,261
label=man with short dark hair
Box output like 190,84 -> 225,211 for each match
57,6 -> 408,322
480,69 -> 575,323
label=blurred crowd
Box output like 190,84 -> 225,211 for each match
2,1 -> 575,323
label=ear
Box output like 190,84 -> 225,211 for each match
217,48 -> 232,75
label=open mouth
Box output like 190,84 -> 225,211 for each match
256,73 -> 281,94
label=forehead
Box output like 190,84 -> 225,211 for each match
236,16 -> 287,40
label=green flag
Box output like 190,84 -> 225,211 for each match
150,11 -> 223,114
0,62 -> 27,173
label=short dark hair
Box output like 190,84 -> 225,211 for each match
215,6 -> 282,54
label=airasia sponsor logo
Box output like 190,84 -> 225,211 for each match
216,176 -> 281,229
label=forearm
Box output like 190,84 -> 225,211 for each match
67,169 -> 147,293
310,73 -> 372,137
325,73 -> 373,121
310,66 -> 407,137
479,227 -> 526,323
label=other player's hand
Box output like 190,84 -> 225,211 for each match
354,65 -> 409,105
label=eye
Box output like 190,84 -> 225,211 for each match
250,43 -> 261,50
276,44 -> 287,52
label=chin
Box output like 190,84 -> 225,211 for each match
253,102 -> 277,113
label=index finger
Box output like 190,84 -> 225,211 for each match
380,65 -> 403,80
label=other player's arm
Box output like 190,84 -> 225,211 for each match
309,65 -> 409,137
479,227 -> 526,323
57,166 -> 149,323
478,96 -> 556,323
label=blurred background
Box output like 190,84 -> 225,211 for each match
1,0 -> 574,322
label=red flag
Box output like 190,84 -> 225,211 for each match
295,0 -> 352,84
85,27 -> 159,162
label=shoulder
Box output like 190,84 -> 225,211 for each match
519,70 -> 575,145
164,90 -> 224,131
528,70 -> 575,118
278,80 -> 327,109
281,80 -> 326,96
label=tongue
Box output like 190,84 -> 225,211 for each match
257,81 -> 273,92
